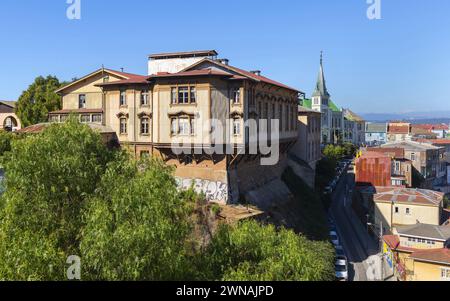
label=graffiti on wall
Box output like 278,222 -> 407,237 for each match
176,178 -> 228,204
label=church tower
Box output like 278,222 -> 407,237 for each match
312,51 -> 332,143
311,51 -> 330,112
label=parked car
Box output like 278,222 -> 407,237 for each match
329,231 -> 340,246
335,245 -> 346,258
335,256 -> 349,281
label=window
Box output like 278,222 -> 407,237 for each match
232,88 -> 241,104
441,268 -> 450,280
80,115 -> 90,123
140,151 -> 150,159
411,153 -> 416,161
190,118 -> 196,135
171,118 -> 177,135
141,90 -> 149,106
79,94 -> 86,109
395,207 -> 399,214
103,75 -> 109,83
120,117 -> 127,135
120,90 -> 127,106
49,115 -> 59,123
406,208 -> 411,215
171,87 -> 178,104
190,87 -> 196,103
92,114 -> 102,124
140,117 -> 150,135
178,87 -> 189,104
233,118 -> 241,136
178,117 -> 190,135
60,115 -> 68,122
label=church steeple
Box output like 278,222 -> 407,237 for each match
313,51 -> 330,98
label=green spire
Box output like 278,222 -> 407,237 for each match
313,51 -> 330,98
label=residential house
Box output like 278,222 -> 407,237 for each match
383,223 -> 450,281
366,147 -> 413,187
365,122 -> 388,146
355,151 -> 393,187
380,141 -> 447,189
343,109 -> 365,146
387,122 -> 412,142
371,187 -> 445,234
411,125 -> 438,140
412,124 -> 449,139
0,101 -> 21,131
48,50 -> 301,206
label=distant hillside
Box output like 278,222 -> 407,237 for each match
361,111 -> 450,123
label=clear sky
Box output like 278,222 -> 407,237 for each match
1,0 -> 449,114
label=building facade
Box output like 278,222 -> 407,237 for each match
383,223 -> 450,281
387,122 -> 412,142
380,141 -> 446,189
0,101 -> 21,132
365,122 -> 388,146
50,50 -> 301,206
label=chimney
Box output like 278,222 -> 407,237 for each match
120,68 -> 124,72
217,58 -> 229,65
250,70 -> 261,76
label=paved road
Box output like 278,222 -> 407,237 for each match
329,166 -> 381,281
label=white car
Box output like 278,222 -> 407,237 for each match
329,231 -> 340,246
335,256 -> 348,281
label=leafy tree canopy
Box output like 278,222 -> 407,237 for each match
0,119 -> 114,280
201,220 -> 335,281
16,76 -> 65,127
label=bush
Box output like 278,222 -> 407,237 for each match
201,220 -> 335,281
81,158 -> 197,280
0,120 -> 114,280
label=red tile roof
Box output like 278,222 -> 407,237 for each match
178,58 -> 300,93
148,68 -> 234,79
367,147 -> 405,159
416,139 -> 450,145
388,125 -> 410,134
373,187 -> 444,207
410,248 -> 450,265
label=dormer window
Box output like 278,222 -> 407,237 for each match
79,94 -> 86,109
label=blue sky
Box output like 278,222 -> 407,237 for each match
0,0 -> 449,114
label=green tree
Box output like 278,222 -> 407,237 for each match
0,119 -> 113,280
80,158 -> 198,281
200,220 -> 335,281
16,76 -> 65,127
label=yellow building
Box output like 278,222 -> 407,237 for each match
48,50 -> 302,206
372,187 -> 444,233
383,223 -> 450,281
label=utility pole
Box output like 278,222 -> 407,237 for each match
380,220 -> 384,281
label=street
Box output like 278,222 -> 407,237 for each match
329,165 -> 384,281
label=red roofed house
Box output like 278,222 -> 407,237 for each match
387,121 -> 412,142
382,223 -> 450,281
41,50 -> 302,206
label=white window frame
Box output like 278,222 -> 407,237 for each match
79,94 -> 86,109
120,90 -> 127,107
